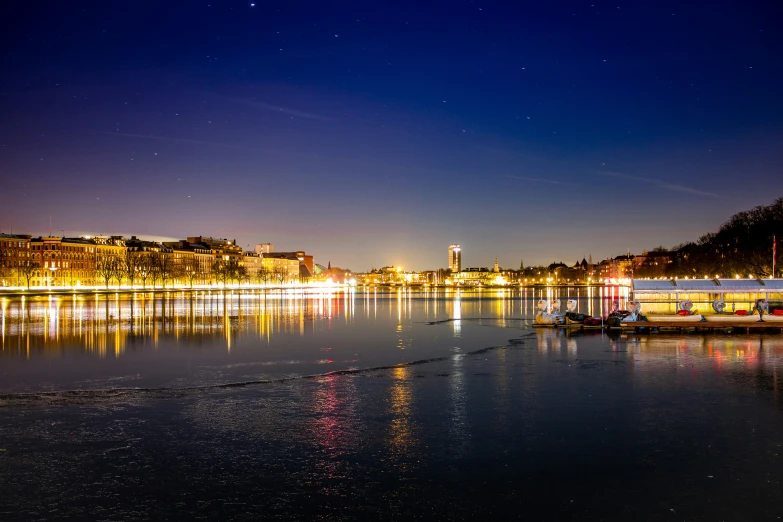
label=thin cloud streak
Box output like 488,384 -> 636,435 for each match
248,101 -> 336,121
600,171 -> 719,197
98,132 -> 258,151
505,175 -> 563,185
199,92 -> 336,121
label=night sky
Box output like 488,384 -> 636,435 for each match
1,1 -> 781,270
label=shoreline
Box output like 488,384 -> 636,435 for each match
0,282 -> 626,298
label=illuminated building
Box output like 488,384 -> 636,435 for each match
265,251 -> 314,282
29,236 -> 100,287
187,236 -> 243,261
448,244 -> 461,272
255,242 -> 273,255
164,239 -> 214,285
0,234 -> 31,287
608,254 -> 635,279
449,267 -> 499,286
243,253 -> 299,284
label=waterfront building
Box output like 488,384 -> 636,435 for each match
265,251 -> 314,282
187,236 -> 243,261
0,234 -> 31,287
357,266 -> 401,285
30,236 -> 100,287
165,240 -> 214,286
94,236 -> 126,259
633,250 -> 673,278
244,253 -> 300,284
449,267 -> 497,286
242,253 -> 264,282
596,259 -> 613,280
92,236 -> 128,287
609,254 -> 635,280
125,237 -> 178,287
448,244 -> 461,272
255,242 -> 273,255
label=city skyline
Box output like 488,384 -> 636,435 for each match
2,1 -> 782,270
0,199 -> 776,273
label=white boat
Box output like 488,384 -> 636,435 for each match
703,314 -> 762,323
534,299 -> 565,325
762,315 -> 783,322
646,314 -> 704,323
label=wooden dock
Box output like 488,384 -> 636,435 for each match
532,320 -> 783,334
619,320 -> 783,333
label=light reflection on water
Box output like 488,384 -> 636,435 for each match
1,287 -> 623,357
7,286 -> 780,397
1,289 -> 545,392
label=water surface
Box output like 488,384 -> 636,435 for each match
1,288 -> 780,521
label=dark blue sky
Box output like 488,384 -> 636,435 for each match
1,0 -> 781,270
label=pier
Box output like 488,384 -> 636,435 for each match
619,320 -> 783,334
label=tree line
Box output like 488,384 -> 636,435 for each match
636,197 -> 783,278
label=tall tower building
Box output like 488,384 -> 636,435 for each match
255,242 -> 273,255
448,244 -> 461,272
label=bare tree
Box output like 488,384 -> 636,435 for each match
257,265 -> 272,285
136,255 -> 153,288
212,259 -> 230,287
272,266 -> 286,285
235,265 -> 248,285
121,250 -> 143,287
181,256 -> 201,287
212,258 -> 243,287
96,254 -> 122,288
202,260 -> 211,286
146,251 -> 171,288
157,252 -> 175,288
18,260 -> 39,289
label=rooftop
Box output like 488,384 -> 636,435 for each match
632,279 -> 783,293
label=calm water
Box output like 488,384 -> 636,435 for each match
1,288 -> 781,521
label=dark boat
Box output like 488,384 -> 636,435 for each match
604,310 -> 631,328
564,299 -> 587,324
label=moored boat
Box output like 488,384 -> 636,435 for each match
704,314 -> 762,323
647,314 -> 705,322
564,299 -> 587,324
534,299 -> 568,326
